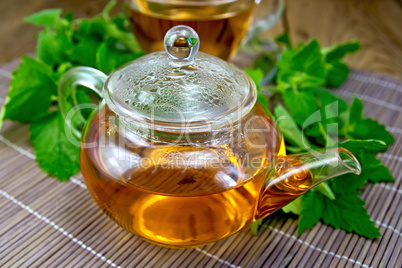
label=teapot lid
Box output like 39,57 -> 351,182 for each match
104,25 -> 254,125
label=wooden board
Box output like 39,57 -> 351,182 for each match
285,0 -> 402,79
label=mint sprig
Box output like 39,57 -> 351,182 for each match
0,0 -> 144,179
250,34 -> 395,238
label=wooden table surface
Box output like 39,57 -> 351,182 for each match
1,0 -> 402,79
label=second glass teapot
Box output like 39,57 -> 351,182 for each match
59,26 -> 361,248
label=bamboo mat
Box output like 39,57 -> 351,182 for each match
0,58 -> 401,268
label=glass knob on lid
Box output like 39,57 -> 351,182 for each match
164,25 -> 200,62
105,25 -> 256,128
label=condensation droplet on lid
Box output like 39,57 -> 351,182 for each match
134,91 -> 154,105
180,65 -> 197,72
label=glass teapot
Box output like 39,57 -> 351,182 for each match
58,26 -> 361,248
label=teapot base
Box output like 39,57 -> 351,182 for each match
140,236 -> 218,249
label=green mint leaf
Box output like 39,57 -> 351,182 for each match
299,192 -> 380,238
69,32 -> 100,68
282,196 -> 303,215
102,0 -> 117,17
55,62 -> 73,77
359,153 -> 394,183
305,87 -> 348,113
30,111 -> 80,180
252,53 -> 277,81
331,139 -> 394,193
76,10 -> 143,54
64,11 -> 73,22
64,88 -> 95,130
277,71 -> 326,90
250,219 -> 263,235
321,194 -> 380,238
331,169 -> 366,194
274,104 -> 313,152
348,96 -> 363,124
244,69 -> 273,120
298,191 -> 325,234
304,86 -> 349,127
103,19 -> 143,53
332,139 -> 393,190
302,87 -> 348,141
339,139 -> 388,153
275,48 -> 296,75
276,39 -> 328,90
244,67 -> 264,91
111,14 -> 127,32
75,89 -> 96,120
24,9 -> 63,27
349,118 -> 394,147
36,28 -> 73,67
326,60 -> 350,88
2,56 -> 56,124
323,41 -> 361,62
275,32 -> 292,48
96,41 -> 144,73
276,40 -> 360,91
320,41 -> 360,88
289,39 -> 327,80
283,90 -> 320,126
0,102 -> 6,130
347,97 -> 394,147
75,17 -> 107,38
315,182 -> 336,200
275,39 -> 327,89
367,164 -> 394,184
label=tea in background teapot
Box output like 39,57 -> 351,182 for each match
58,26 -> 361,248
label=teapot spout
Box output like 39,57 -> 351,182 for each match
256,148 -> 361,219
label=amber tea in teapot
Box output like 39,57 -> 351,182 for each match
59,26 -> 362,248
81,103 -> 288,247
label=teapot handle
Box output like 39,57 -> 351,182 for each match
58,67 -> 107,138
